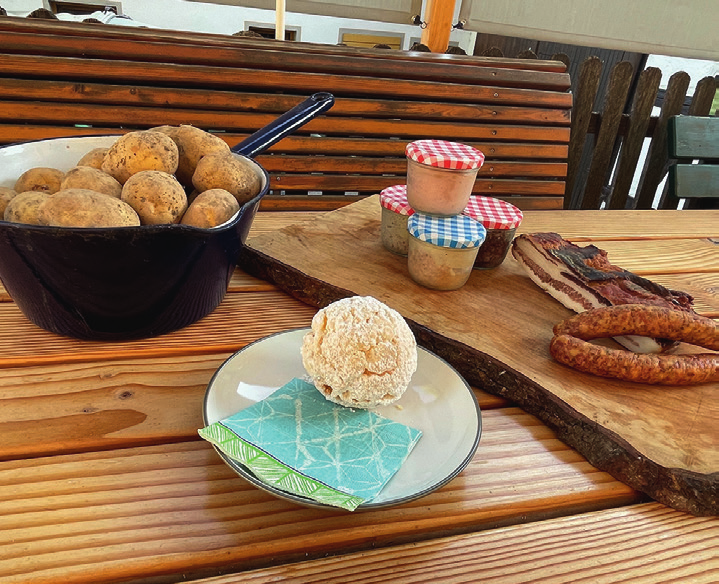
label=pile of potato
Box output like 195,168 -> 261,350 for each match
0,126 -> 263,229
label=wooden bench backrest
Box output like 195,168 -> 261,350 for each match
0,19 -> 572,211
667,115 -> 719,210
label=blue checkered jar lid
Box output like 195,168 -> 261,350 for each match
407,212 -> 486,249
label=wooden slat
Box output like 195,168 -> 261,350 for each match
0,19 -> 570,74
0,78 -> 572,125
266,176 -> 566,196
0,291 -> 316,369
634,71 -> 690,209
0,101 -> 570,143
0,356 -> 507,461
580,61 -> 634,209
0,127 -> 570,160
669,115 -> 719,159
0,54 -> 573,108
0,31 -> 572,92
255,156 -> 567,178
262,195 -> 567,212
515,209 -> 719,240
669,164 -> 719,201
584,238 -> 719,276
227,503 -> 719,584
565,55 -> 602,208
0,410 -> 642,584
608,66 -> 662,210
649,273 -> 719,318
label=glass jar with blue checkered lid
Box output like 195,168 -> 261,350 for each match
406,212 -> 486,290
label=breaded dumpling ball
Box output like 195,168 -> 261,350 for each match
102,130 -> 179,184
301,296 -> 418,409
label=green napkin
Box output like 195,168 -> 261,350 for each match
199,378 -> 422,511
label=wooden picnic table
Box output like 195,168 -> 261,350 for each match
0,207 -> 717,583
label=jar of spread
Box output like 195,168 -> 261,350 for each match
462,196 -> 523,269
405,139 -> 484,216
379,185 -> 414,256
406,212 -> 486,291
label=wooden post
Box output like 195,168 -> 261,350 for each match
275,0 -> 286,40
421,0 -> 455,53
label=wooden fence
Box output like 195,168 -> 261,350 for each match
567,57 -> 716,210
481,46 -> 717,210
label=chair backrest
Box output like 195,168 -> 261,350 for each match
666,115 -> 719,209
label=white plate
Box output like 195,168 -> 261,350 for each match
203,328 -> 482,510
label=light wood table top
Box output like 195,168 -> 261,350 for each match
0,208 -> 716,583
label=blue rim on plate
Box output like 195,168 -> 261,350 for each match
202,328 -> 482,510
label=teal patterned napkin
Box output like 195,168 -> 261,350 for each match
199,378 -> 422,511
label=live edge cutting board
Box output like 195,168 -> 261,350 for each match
239,196 -> 718,516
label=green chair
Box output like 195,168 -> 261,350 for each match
666,115 -> 719,209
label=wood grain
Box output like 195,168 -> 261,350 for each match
249,209 -> 719,241
207,503 -> 719,583
0,409 -> 641,584
0,353 -> 508,461
514,209 -> 719,240
0,291 -> 316,368
239,197 -> 718,515
0,17 -> 571,212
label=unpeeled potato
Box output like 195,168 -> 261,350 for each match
76,147 -> 109,169
4,191 -> 51,225
121,170 -> 187,225
0,187 -> 17,218
101,131 -> 179,184
39,189 -> 140,227
169,125 -> 230,186
181,188 -> 240,228
61,166 -> 122,199
14,167 -> 64,194
192,151 -> 262,205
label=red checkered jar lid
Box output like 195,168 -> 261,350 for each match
405,140 -> 485,170
380,185 -> 414,216
462,196 -> 523,230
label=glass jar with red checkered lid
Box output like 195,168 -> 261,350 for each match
405,139 -> 484,216
462,196 -> 523,269
379,184 -> 414,256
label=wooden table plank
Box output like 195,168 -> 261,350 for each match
0,355 -> 508,461
0,409 -> 642,584
0,291 -> 316,368
211,502 -> 719,584
589,238 -> 719,275
516,209 -> 719,240
250,209 -> 719,240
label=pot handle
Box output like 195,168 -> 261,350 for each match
231,92 -> 335,159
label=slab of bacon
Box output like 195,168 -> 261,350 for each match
511,232 -> 697,353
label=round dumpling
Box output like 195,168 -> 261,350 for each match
301,296 -> 418,409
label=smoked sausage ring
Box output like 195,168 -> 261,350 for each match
550,305 -> 718,385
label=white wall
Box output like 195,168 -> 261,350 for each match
3,0 -> 477,52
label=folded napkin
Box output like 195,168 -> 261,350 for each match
199,378 -> 422,511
